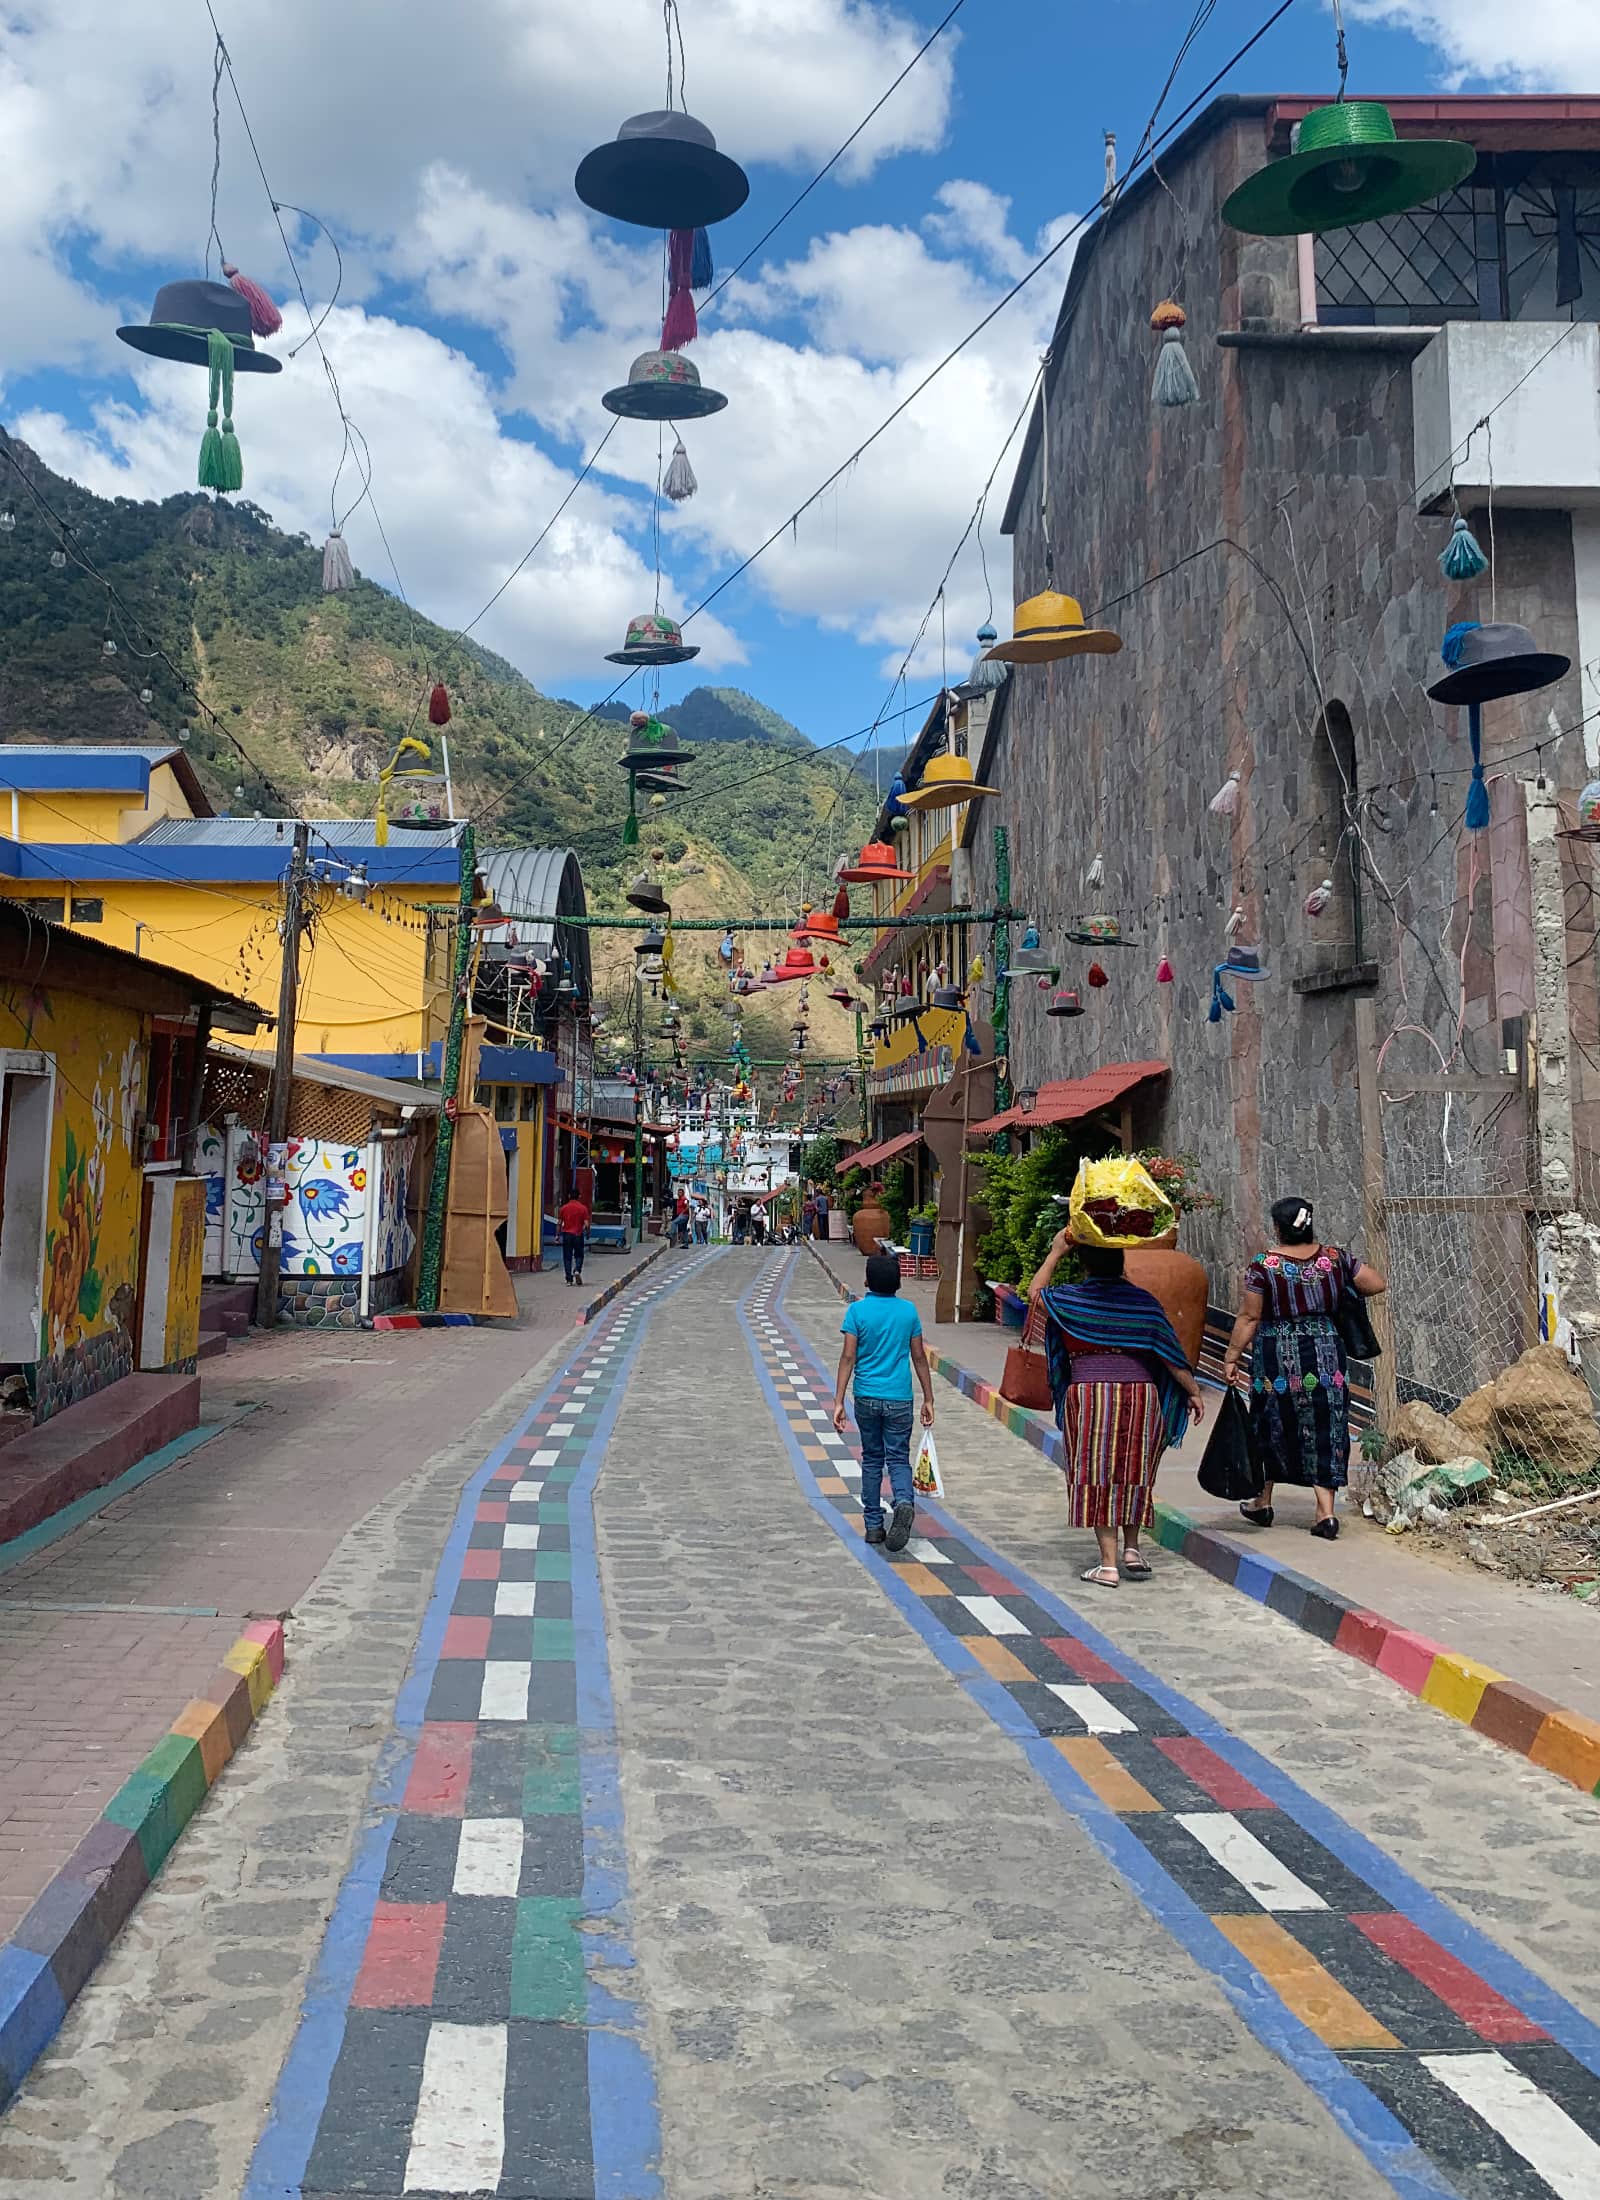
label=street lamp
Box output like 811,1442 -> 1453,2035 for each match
1017,1086 -> 1038,1115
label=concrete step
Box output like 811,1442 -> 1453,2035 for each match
199,1282 -> 256,1336
0,1373 -> 202,1546
197,1332 -> 230,1362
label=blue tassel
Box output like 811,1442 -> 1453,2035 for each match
1441,619 -> 1481,669
911,1014 -> 927,1053
1440,518 -> 1488,582
1465,701 -> 1491,830
962,1013 -> 981,1057
1208,969 -> 1235,1023
691,226 -> 713,289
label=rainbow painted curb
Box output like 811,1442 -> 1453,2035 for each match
0,1618 -> 286,2109
803,1244 -> 1600,1803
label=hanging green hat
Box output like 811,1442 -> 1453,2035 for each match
1222,102 -> 1476,239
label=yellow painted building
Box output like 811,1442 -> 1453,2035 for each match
0,744 -> 467,1076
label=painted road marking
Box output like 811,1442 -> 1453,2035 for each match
452,1818 -> 524,1898
1175,1814 -> 1330,1911
1047,1682 -> 1137,1735
507,1482 -> 544,1504
502,1524 -> 541,1549
493,1582 -> 541,1616
402,2021 -> 506,2193
1422,2052 -> 1600,2198
906,1537 -> 951,1564
478,1662 -> 530,1723
958,1594 -> 1030,1636
530,1449 -> 561,1466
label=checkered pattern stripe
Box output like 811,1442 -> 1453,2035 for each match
272,1254 -> 714,2200
747,1254 -> 1600,2200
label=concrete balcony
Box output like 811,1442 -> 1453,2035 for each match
1413,322 -> 1600,513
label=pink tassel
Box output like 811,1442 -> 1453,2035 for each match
661,229 -> 698,352
1304,877 -> 1333,917
222,263 -> 282,338
1156,956 -> 1174,984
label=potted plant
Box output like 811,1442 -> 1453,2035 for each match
851,1177 -> 893,1254
908,1198 -> 938,1260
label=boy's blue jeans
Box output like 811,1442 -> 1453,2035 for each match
854,1394 -> 915,1530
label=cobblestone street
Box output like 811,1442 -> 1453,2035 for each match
2,1248 -> 1598,2199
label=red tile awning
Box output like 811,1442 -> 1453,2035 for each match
848,1129 -> 923,1172
967,1060 -> 1168,1140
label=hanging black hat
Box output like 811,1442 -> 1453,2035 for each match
1426,622 -> 1571,706
575,110 -> 749,231
116,279 -> 282,372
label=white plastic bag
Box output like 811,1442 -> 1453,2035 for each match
912,1427 -> 944,1499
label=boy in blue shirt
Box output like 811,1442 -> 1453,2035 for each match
832,1254 -> 936,1550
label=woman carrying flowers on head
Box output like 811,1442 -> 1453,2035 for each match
1028,1158 -> 1205,1588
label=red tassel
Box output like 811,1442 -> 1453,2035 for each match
1087,962 -> 1109,988
1156,956 -> 1174,984
661,229 -> 699,352
222,262 -> 282,338
832,884 -> 850,922
428,683 -> 452,726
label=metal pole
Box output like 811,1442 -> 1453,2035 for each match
256,821 -> 310,1330
632,975 -> 646,1245
854,1003 -> 868,1141
1353,993 -> 1399,1431
417,822 -> 477,1312
180,1001 -> 212,1176
991,823 -> 1012,1119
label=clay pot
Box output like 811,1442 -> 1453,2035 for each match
1124,1235 -> 1208,1368
852,1200 -> 892,1254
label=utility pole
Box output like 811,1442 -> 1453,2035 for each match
256,821 -> 310,1330
632,971 -> 646,1245
417,822 -> 477,1312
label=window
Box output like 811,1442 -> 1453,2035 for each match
25,899 -> 66,925
69,897 -> 104,925
1315,152 -> 1600,328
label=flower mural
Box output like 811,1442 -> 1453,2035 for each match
44,1123 -> 104,1353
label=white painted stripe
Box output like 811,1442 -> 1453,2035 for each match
507,1482 -> 543,1503
548,1421 -> 575,1436
794,1388 -> 816,1400
1421,2053 -> 1600,2199
502,1524 -> 540,1549
805,1409 -> 831,1423
1175,1812 -> 1328,1911
403,2021 -> 507,2193
958,1596 -> 1030,1636
493,1581 -> 539,1616
573,1384 -> 595,1394
478,1662 -> 530,1723
453,1818 -> 524,1898
1046,1683 -> 1137,1736
529,1449 -> 560,1467
906,1538 -> 950,1564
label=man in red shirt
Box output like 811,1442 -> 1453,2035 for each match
557,1193 -> 590,1287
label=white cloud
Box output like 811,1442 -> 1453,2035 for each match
1350,1 -> 1600,88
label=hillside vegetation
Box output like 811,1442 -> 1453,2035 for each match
0,443 -> 874,1106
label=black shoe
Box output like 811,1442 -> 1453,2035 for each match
886,1501 -> 916,1552
1238,1503 -> 1274,1528
1310,1515 -> 1339,1540
864,1526 -> 887,1545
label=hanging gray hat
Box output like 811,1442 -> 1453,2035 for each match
575,110 -> 749,231
1427,622 -> 1571,706
117,278 -> 282,371
602,349 -> 727,423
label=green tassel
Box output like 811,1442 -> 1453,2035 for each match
622,810 -> 640,849
198,329 -> 243,493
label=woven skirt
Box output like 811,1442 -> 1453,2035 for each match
1059,1379 -> 1166,1528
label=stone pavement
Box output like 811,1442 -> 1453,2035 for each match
2,1247 -> 1598,2197
0,1248 -> 652,1957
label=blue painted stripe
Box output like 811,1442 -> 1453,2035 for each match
750,1257 -> 1542,2199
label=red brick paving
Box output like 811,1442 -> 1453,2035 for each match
0,1256 -> 645,1945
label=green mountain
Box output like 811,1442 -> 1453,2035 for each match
0,441 -> 875,1107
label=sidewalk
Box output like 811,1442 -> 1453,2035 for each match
0,1248 -> 654,1956
809,1243 -> 1600,1744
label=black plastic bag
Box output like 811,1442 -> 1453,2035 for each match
1196,1388 -> 1265,1502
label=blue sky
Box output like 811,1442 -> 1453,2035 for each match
3,0 -> 1587,759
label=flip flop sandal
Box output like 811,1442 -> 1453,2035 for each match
1079,1564 -> 1120,1588
1120,1552 -> 1152,1580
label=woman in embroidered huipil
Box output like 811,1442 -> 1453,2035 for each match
1221,1197 -> 1386,1540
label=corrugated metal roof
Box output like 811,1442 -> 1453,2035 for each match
138,817 -> 471,847
0,744 -> 185,765
478,847 -> 591,994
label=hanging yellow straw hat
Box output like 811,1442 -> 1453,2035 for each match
896,754 -> 1001,812
985,589 -> 1122,664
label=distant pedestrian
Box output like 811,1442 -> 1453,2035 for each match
751,1203 -> 767,1247
1221,1196 -> 1386,1540
557,1192 -> 590,1288
732,1204 -> 748,1246
832,1252 -> 936,1552
802,1190 -> 817,1239
814,1185 -> 831,1239
692,1198 -> 710,1245
673,1190 -> 691,1247
1030,1224 -> 1204,1587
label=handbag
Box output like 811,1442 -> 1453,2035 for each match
1000,1344 -> 1054,1412
1332,1257 -> 1382,1361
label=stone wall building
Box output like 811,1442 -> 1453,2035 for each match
961,92 -> 1600,1402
